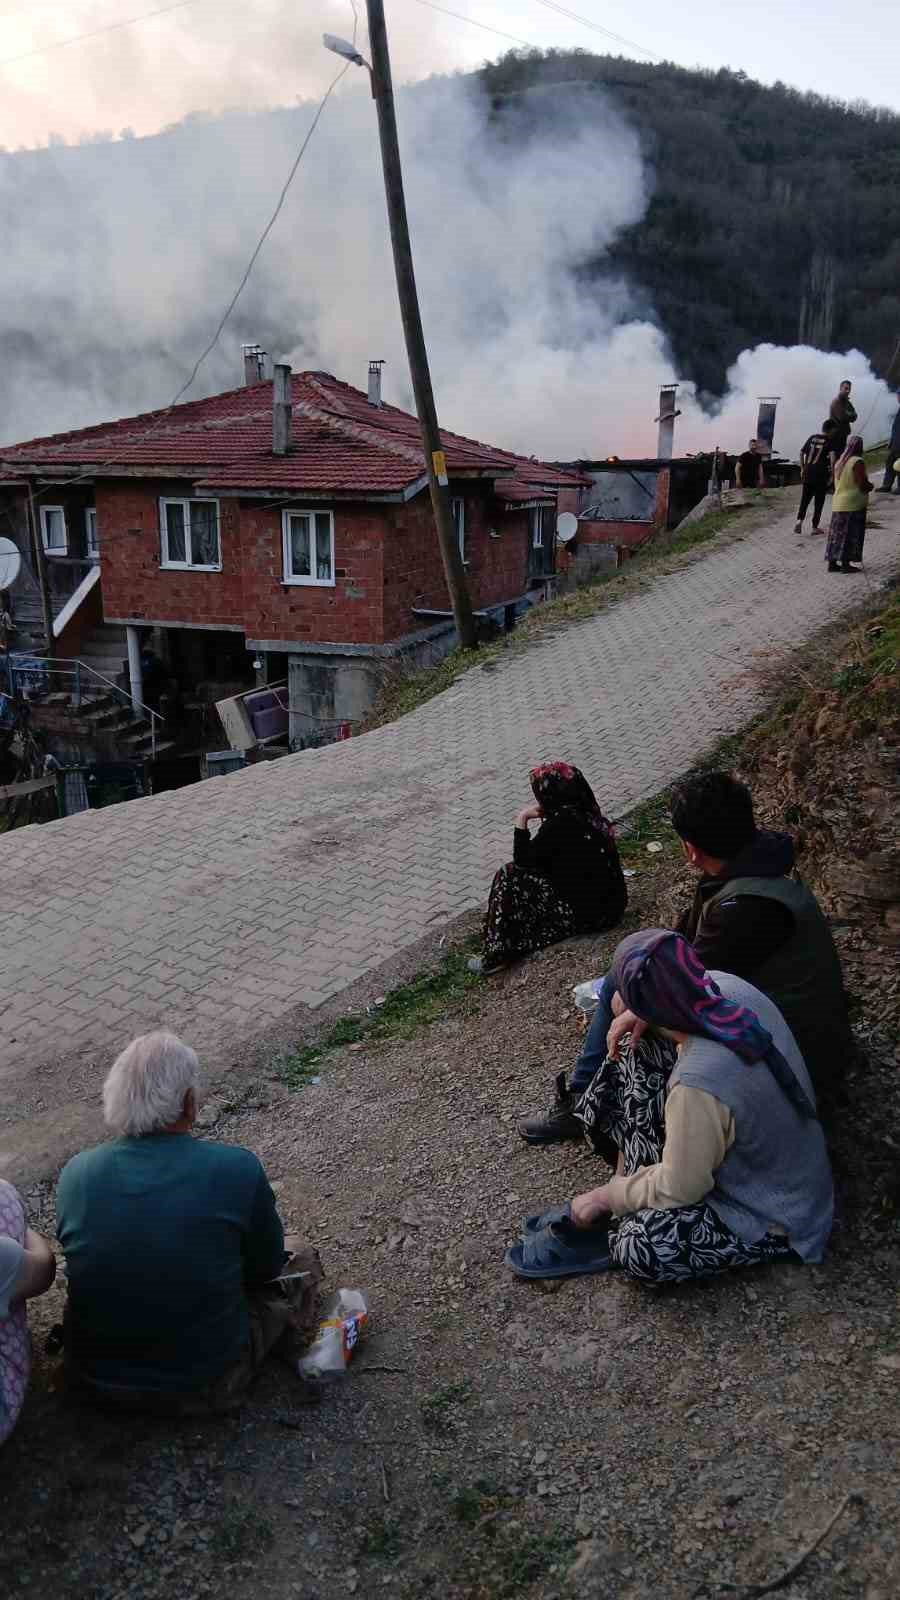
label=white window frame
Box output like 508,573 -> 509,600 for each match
281,508 -> 335,587
85,506 -> 100,560
40,504 -> 68,555
159,497 -> 221,571
530,506 -> 545,548
451,496 -> 465,561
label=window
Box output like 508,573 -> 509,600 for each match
529,505 -> 555,578
451,497 -> 465,560
85,507 -> 100,559
160,497 -> 221,570
40,505 -> 67,554
282,509 -> 335,586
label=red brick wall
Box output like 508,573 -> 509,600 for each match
380,489 -> 531,636
98,480 -> 535,647
576,518 -> 654,551
97,482 -> 246,629
655,468 -> 671,529
241,501 -> 384,644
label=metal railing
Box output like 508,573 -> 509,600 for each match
7,654 -> 163,760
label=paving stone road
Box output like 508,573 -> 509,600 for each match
2,492 -> 899,1175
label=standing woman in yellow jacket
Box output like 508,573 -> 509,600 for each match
825,434 -> 872,573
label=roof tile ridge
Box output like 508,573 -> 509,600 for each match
294,395 -> 424,471
1,380 -> 274,457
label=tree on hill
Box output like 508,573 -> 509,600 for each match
479,50 -> 900,395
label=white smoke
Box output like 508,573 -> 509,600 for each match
0,69 -> 894,457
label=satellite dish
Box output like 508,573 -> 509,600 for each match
0,537 -> 22,590
556,511 -> 578,544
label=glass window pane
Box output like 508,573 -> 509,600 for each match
189,501 -> 219,566
86,510 -> 99,555
314,513 -> 333,581
165,502 -> 186,562
45,508 -> 65,549
289,514 -> 311,577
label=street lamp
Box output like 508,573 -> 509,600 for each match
322,34 -> 369,70
320,10 -> 477,651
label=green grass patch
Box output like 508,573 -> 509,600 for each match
361,499 -> 757,734
616,791 -> 674,868
420,1379 -> 473,1435
273,944 -> 480,1091
462,1525 -> 576,1597
358,1515 -> 402,1561
211,1504 -> 274,1560
452,1479 -> 511,1526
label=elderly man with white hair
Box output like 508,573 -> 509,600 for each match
56,1032 -> 322,1414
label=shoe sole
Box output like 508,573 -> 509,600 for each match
504,1243 -> 612,1280
518,1126 -> 584,1145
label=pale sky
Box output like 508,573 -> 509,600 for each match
0,0 -> 897,148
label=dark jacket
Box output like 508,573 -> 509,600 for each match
514,809 -> 626,930
679,830 -> 851,1099
889,408 -> 900,453
829,395 -> 858,429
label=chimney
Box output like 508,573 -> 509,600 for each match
367,359 -> 385,407
656,384 -> 679,460
272,363 -> 292,456
756,396 -> 779,456
242,343 -> 267,386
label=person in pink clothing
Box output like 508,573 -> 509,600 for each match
0,1180 -> 56,1445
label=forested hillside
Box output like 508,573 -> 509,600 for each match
480,51 -> 900,395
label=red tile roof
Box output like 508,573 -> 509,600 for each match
0,371 -> 585,499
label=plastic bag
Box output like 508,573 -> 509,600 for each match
572,977 -> 605,1017
297,1288 -> 369,1380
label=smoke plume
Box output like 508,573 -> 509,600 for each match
0,68 -> 894,457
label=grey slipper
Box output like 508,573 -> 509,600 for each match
505,1218 -> 612,1280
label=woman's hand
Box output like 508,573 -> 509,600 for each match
606,1008 -> 646,1060
515,801 -> 543,829
571,1185 -> 615,1227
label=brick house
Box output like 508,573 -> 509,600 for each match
0,367 -> 584,746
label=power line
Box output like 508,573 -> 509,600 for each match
413,0 -> 534,49
0,0 -> 205,70
527,0 -> 656,59
6,3 -> 360,498
171,57 -> 354,404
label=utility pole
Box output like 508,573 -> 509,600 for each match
364,0 -> 477,650
25,481 -> 55,659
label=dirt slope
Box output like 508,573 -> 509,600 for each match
2,590 -> 899,1600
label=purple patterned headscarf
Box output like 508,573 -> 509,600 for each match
610,929 -> 816,1117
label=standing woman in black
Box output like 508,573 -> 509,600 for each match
469,761 -> 627,975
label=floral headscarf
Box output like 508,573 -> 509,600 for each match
529,762 -> 613,838
833,433 -> 864,486
610,928 -> 816,1118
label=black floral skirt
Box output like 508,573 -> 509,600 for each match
577,1038 -> 794,1284
825,509 -> 866,564
482,864 -> 582,965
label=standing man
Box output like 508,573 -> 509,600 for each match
735,439 -> 765,490
829,381 -> 858,453
875,391 -> 900,494
795,418 -> 840,535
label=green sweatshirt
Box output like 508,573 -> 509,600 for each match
57,1135 -> 285,1393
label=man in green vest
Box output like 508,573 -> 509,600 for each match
520,771 -> 850,1144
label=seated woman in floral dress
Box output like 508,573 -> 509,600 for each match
507,929 -> 833,1283
1,1181 -> 57,1445
469,762 -> 626,976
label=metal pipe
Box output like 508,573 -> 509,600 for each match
126,626 -> 144,715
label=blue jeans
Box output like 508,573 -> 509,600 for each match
570,971 -> 617,1095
